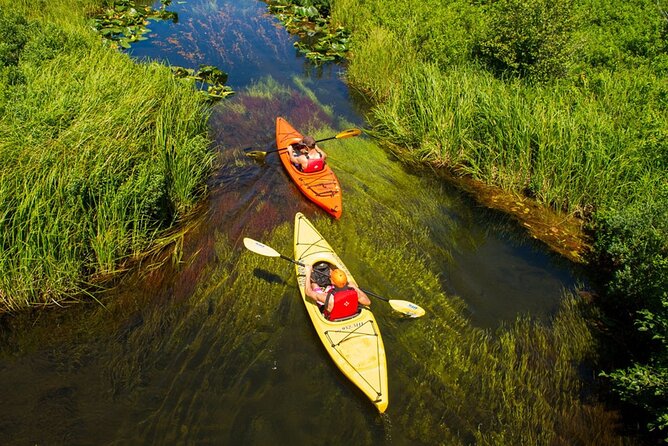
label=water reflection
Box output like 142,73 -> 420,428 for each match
131,0 -> 366,125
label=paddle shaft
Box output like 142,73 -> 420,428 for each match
245,128 -> 361,159
242,237 -> 424,317
255,135 -> 340,156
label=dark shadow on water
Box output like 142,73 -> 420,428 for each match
252,268 -> 288,285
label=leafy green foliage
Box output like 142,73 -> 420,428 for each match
172,65 -> 234,101
591,184 -> 668,438
20,23 -> 81,65
475,0 -> 576,82
0,7 -> 30,67
90,0 -> 176,49
577,0 -> 668,73
288,0 -> 331,16
603,362 -> 668,433
267,0 -> 350,64
0,7 -> 30,86
592,186 -> 668,315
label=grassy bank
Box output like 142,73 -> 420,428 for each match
326,0 -> 667,440
333,0 -> 667,218
0,1 -> 215,312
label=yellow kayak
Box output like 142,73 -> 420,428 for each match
293,212 -> 389,413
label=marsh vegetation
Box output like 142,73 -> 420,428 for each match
0,0 -> 216,311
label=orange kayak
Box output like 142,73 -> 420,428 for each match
275,117 -> 342,219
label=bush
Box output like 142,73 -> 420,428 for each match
475,0 -> 576,82
0,7 -> 30,67
592,184 -> 668,438
21,22 -> 86,66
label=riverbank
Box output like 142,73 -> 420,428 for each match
0,1 -> 215,312
434,164 -> 588,263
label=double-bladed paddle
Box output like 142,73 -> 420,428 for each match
244,128 -> 362,162
243,237 -> 426,318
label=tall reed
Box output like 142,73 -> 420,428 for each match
334,0 -> 668,217
0,1 -> 215,311
362,59 -> 665,214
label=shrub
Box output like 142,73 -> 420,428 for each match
475,0 -> 576,82
0,7 -> 30,67
592,184 -> 668,439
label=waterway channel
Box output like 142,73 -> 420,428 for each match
0,1 -> 596,444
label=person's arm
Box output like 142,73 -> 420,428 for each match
316,145 -> 326,162
304,265 -> 324,303
305,265 -> 335,311
350,285 -> 371,306
288,145 -> 299,164
288,147 -> 307,169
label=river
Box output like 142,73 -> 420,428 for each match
0,0 -> 592,444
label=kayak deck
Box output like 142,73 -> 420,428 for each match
276,117 -> 342,219
293,212 -> 388,412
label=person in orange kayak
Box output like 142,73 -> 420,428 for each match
288,135 -> 327,173
304,262 -> 370,320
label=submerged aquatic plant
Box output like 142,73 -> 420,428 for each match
91,2 -> 234,101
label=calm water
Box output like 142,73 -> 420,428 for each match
0,1 -> 588,444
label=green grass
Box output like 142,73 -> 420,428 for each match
0,1 -> 215,311
357,59 -> 665,217
334,0 -> 668,217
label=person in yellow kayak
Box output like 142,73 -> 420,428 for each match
288,135 -> 327,173
304,262 -> 371,321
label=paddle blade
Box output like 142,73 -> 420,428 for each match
335,128 -> 362,139
243,238 -> 281,257
389,300 -> 426,318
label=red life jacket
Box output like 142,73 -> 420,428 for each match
302,156 -> 324,173
324,287 -> 359,321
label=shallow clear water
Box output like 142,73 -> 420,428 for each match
0,1 -> 590,444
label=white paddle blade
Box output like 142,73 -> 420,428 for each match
243,238 -> 281,257
389,300 -> 426,318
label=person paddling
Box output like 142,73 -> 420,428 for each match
288,135 -> 327,173
304,263 -> 370,321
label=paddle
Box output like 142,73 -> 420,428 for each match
245,128 -> 362,162
243,237 -> 426,318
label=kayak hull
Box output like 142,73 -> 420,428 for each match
276,117 -> 342,219
293,212 -> 388,413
